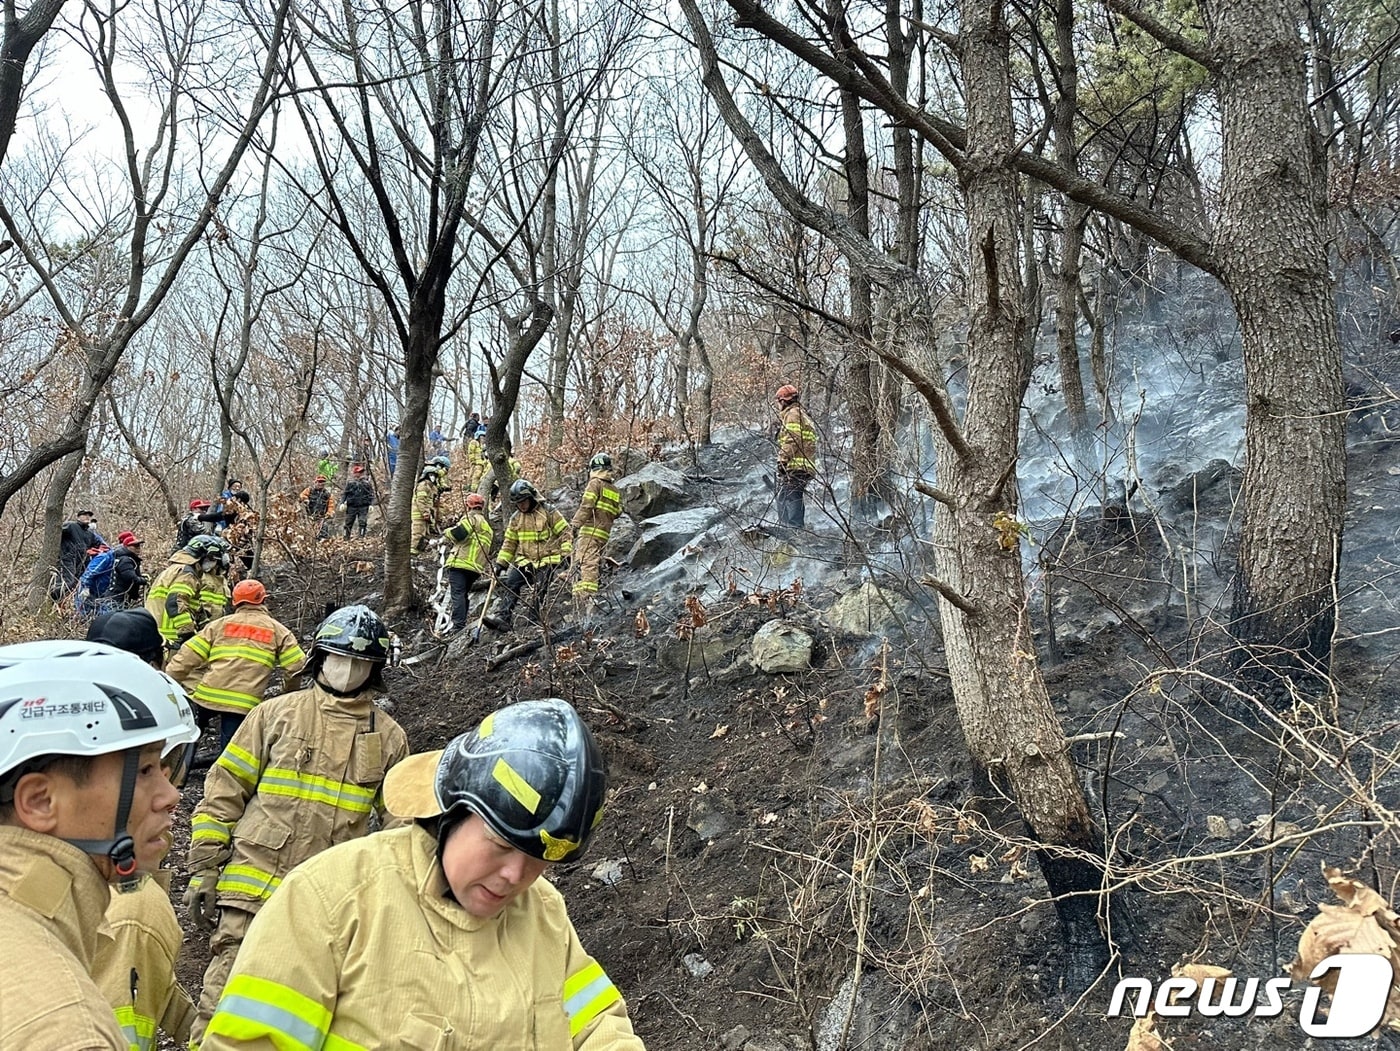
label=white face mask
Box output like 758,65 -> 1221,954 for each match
200,558 -> 218,572
319,652 -> 373,693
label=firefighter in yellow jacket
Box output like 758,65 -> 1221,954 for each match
482,478 -> 572,633
85,611 -> 198,1051
465,432 -> 490,490
182,604 -> 410,1045
571,452 -> 623,618
773,383 -> 819,528
0,641 -> 199,1050
411,457 -> 451,552
146,535 -> 232,653
165,578 -> 308,752
442,492 -> 494,632
202,698 -> 645,1050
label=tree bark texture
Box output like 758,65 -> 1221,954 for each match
938,0 -> 1105,967
1204,0 -> 1346,683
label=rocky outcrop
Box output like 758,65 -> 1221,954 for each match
751,620 -> 812,673
617,462 -> 690,518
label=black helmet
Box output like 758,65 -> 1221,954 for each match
311,604 -> 391,663
589,452 -> 612,471
437,699 -> 606,862
86,609 -> 164,666
509,478 -> 539,503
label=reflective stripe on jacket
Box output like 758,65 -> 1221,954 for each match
412,479 -> 441,524
498,503 -> 571,568
571,471 -> 622,541
186,683 -> 409,909
165,606 -> 307,715
148,558 -> 229,643
777,402 -> 818,474
93,874 -> 196,1051
0,826 -> 127,1049
201,824 -> 645,1051
444,511 -> 494,572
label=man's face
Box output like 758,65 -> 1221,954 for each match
315,480 -> 325,489
441,814 -> 549,918
49,743 -> 180,878
78,513 -> 91,525
129,541 -> 143,556
514,498 -> 531,513
230,481 -> 243,493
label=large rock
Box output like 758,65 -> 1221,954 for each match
751,620 -> 812,673
816,974 -> 920,1051
823,581 -> 916,637
617,462 -> 689,519
626,507 -> 724,570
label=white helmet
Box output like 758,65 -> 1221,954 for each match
0,641 -> 200,875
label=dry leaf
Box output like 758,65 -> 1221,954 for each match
1290,864 -> 1400,1032
1173,962 -> 1232,982
692,781 -> 708,794
633,610 -> 650,638
709,724 -> 730,739
969,855 -> 989,874
1124,1013 -> 1162,1051
1205,814 -> 1230,838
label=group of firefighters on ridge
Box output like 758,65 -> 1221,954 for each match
1,384 -> 819,1050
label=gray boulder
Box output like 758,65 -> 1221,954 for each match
751,620 -> 813,673
823,581 -> 916,637
617,462 -> 689,518
627,507 -> 724,570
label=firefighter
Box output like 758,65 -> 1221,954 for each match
0,641 -> 199,1049
476,436 -> 523,510
465,429 -> 490,490
164,579 -> 308,752
201,699 -> 645,1051
341,463 -> 376,539
773,383 -> 819,528
183,604 -> 409,1045
411,458 -> 451,552
84,611 -> 198,1051
570,452 -> 623,619
441,492 -> 494,632
482,478 -> 571,633
146,535 -> 233,654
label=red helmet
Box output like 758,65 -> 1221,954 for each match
775,384 -> 800,403
189,498 -> 211,511
117,531 -> 141,547
465,493 -> 485,510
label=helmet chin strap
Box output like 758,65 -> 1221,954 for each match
63,750 -> 140,877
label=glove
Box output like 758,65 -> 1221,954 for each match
183,874 -> 220,931
495,563 -> 509,580
338,503 -> 347,514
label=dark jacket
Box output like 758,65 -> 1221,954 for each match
111,544 -> 146,606
304,487 -> 331,517
343,479 -> 375,511
175,512 -> 220,552
58,521 -> 97,584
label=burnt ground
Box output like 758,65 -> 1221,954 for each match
161,530 -> 1400,1051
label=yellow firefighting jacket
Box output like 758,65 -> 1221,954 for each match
0,826 -> 126,1050
571,470 -> 622,542
165,605 -> 308,715
93,873 -> 196,1051
202,824 -> 645,1051
444,510 -> 494,573
186,683 -> 409,909
147,554 -> 228,645
776,402 -> 818,475
466,439 -> 490,488
412,478 -> 443,528
478,456 -> 523,499
499,503 -> 572,569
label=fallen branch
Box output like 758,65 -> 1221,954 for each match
487,638 -> 543,671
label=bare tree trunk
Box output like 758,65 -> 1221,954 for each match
1204,0 -> 1346,687
940,0 -> 1105,973
26,448 -> 84,611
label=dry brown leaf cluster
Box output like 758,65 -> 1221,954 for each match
1122,963 -> 1232,1051
1289,865 -> 1400,1031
